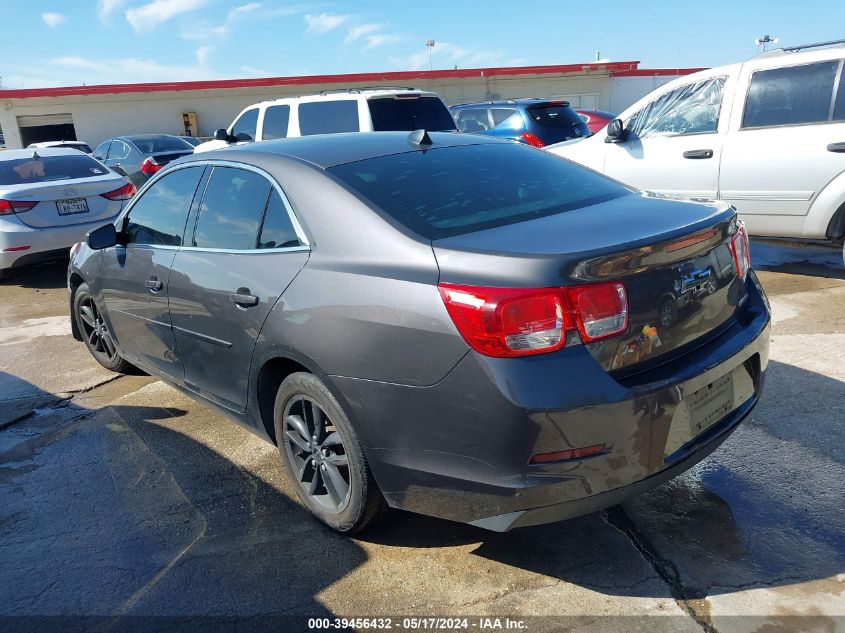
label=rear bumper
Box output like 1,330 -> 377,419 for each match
328,272 -> 771,530
0,214 -> 118,270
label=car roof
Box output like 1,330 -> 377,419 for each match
188,131 -> 504,169
244,89 -> 442,109
120,134 -> 183,141
451,98 -> 571,110
29,140 -> 88,147
0,147 -> 91,160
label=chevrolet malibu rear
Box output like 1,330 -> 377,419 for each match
69,133 -> 769,533
1,148 -> 134,276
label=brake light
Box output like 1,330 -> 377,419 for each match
0,199 -> 38,215
438,281 -> 629,357
520,132 -> 545,148
101,182 -> 137,201
529,443 -> 606,464
729,220 -> 751,280
566,282 -> 628,343
140,157 -> 162,175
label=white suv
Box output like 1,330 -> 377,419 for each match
548,42 -> 845,251
194,88 -> 457,153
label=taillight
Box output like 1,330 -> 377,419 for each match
729,220 -> 751,280
140,157 -> 162,175
520,132 -> 545,148
101,182 -> 137,201
0,199 -> 38,215
438,281 -> 628,357
566,282 -> 628,343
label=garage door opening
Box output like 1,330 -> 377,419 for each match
17,113 -> 78,147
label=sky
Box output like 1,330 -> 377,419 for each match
1,0 -> 845,89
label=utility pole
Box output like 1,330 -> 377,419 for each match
426,40 -> 435,72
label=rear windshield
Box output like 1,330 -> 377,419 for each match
369,97 -> 457,132
527,104 -> 585,128
0,154 -> 110,185
52,143 -> 93,153
328,142 -> 630,239
130,137 -> 192,153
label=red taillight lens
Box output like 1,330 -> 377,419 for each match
729,220 -> 751,280
101,182 -> 137,201
565,282 -> 628,343
438,284 -> 567,357
0,199 -> 38,215
438,281 -> 629,357
529,443 -> 606,464
520,132 -> 545,148
140,157 -> 162,175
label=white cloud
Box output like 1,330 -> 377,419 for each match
241,65 -> 274,77
41,12 -> 66,28
344,22 -> 381,44
97,0 -> 126,22
126,0 -> 209,32
50,55 -> 218,83
196,46 -> 213,66
363,33 -> 401,51
182,2 -> 309,41
304,12 -> 349,34
391,42 -> 506,71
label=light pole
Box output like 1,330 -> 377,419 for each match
426,40 -> 435,71
754,34 -> 779,53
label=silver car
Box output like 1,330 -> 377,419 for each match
0,148 -> 134,278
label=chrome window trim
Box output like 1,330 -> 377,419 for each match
115,159 -> 311,252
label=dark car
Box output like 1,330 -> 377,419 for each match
450,99 -> 590,147
69,132 -> 770,533
575,109 -> 616,135
91,134 -> 194,188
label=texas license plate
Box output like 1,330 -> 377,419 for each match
688,372 -> 735,436
56,198 -> 89,215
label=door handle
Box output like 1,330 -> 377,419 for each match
683,149 -> 713,159
145,277 -> 163,292
826,142 -> 845,153
230,288 -> 259,307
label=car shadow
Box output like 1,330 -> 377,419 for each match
0,257 -> 69,289
751,238 -> 845,279
0,372 -> 364,626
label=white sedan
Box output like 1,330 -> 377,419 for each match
0,148 -> 135,278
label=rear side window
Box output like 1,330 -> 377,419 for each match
628,77 -> 725,138
299,101 -> 359,136
262,105 -> 290,140
108,141 -> 131,160
368,97 -> 457,132
192,167 -> 271,250
329,143 -> 630,240
491,108 -> 520,127
742,61 -> 838,128
455,109 -> 490,133
0,154 -> 110,185
125,167 -> 204,246
93,141 -> 110,160
231,108 -> 260,141
527,104 -> 584,129
258,190 -> 301,249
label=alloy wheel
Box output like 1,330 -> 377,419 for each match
78,296 -> 119,364
283,396 -> 351,513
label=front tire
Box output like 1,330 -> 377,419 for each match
274,372 -> 385,533
73,282 -> 133,373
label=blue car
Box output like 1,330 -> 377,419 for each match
450,99 -> 590,148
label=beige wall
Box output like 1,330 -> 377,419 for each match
0,71 -> 665,149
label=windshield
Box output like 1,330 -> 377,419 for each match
0,154 -> 110,185
130,136 -> 193,153
329,142 -> 630,239
369,97 -> 457,132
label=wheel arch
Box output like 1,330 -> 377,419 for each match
68,272 -> 86,341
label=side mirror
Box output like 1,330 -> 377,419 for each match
605,118 -> 627,143
214,128 -> 232,142
87,223 -> 118,250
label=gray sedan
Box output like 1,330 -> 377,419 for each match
69,132 -> 770,533
91,134 -> 194,188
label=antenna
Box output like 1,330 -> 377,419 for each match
407,129 -> 433,146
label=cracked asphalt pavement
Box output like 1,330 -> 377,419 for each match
1,240 -> 843,633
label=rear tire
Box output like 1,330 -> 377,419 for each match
73,283 -> 134,373
274,372 -> 385,533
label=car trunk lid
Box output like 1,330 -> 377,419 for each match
432,193 -> 746,372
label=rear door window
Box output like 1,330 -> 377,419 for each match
231,108 -> 260,141
262,105 -> 290,140
108,140 -> 131,160
368,97 -> 457,131
0,154 -> 110,185
628,77 -> 726,137
258,189 -> 301,249
742,61 -> 838,128
192,166 -> 272,250
298,101 -> 360,136
124,166 -> 205,246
